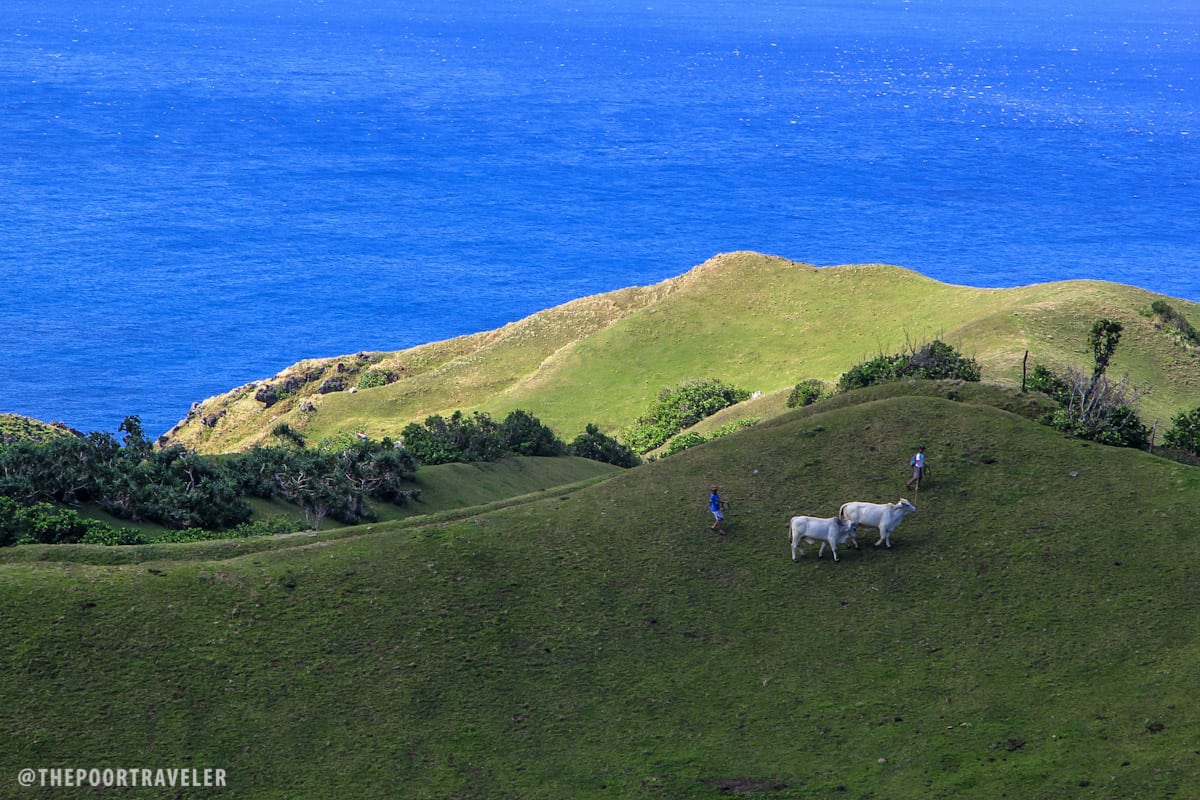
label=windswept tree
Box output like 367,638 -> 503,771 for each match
329,438 -> 419,521
1031,318 -> 1149,449
1088,319 -> 1123,382
269,448 -> 351,530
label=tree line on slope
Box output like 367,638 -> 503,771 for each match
0,409 -> 639,546
0,416 -> 422,544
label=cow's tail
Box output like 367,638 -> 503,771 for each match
838,502 -> 850,520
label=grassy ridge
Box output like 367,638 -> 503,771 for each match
163,253 -> 1200,455
5,386 -> 1200,798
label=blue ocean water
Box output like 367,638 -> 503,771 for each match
1,0 -> 1197,437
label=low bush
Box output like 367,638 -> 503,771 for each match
1163,406 -> 1200,455
837,340 -> 980,392
623,379 -> 751,454
568,424 -> 641,468
1150,299 -> 1200,346
786,379 -> 828,408
357,369 -> 396,390
0,497 -> 133,547
662,418 -> 759,457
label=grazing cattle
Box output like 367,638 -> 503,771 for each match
789,515 -> 857,562
838,498 -> 917,548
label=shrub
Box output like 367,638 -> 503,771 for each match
623,379 -> 751,454
837,340 -> 980,393
501,409 -> 567,457
663,431 -> 708,456
568,424 -> 641,468
357,369 -> 395,390
1163,407 -> 1200,455
1026,364 -> 1069,402
837,353 -> 906,392
0,498 -> 121,546
662,419 -> 758,457
1036,364 -> 1150,449
786,380 -> 828,408
402,411 -> 504,465
1150,300 -> 1200,346
401,409 -> 564,465
80,526 -> 149,546
909,339 -> 982,381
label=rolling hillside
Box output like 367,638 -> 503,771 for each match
5,384 -> 1200,798
162,252 -> 1200,455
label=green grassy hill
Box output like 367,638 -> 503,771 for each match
5,384 -> 1200,798
0,414 -> 76,443
162,252 -> 1200,455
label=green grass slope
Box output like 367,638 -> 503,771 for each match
163,252 -> 1200,455
5,386 -> 1200,799
0,413 -> 76,443
388,455 -> 621,521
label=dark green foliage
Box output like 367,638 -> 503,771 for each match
1026,363 -> 1069,403
232,446 -> 289,498
0,497 -> 120,546
568,424 -> 641,468
271,422 -> 307,447
267,447 -> 355,529
356,369 -> 396,390
78,525 -> 149,546
0,435 -> 102,505
0,417 -> 420,544
623,378 -> 751,454
837,352 -> 907,392
1150,299 -> 1200,346
663,431 -> 708,456
233,439 -> 419,529
500,409 -> 568,457
402,411 -> 504,465
1088,318 -> 1123,380
401,409 -> 565,465
837,339 -> 980,392
105,443 -> 252,530
1163,406 -> 1200,455
334,438 -> 421,520
1048,399 -> 1150,449
662,418 -> 759,457
0,417 -> 251,532
786,379 -> 828,408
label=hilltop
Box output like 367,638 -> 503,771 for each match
161,252 -> 1200,455
3,384 -> 1199,798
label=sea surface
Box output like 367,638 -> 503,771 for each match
2,0 -> 1197,437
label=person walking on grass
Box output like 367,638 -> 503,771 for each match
708,485 -> 729,534
906,445 -> 926,489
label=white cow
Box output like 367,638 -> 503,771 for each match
789,515 -> 857,562
839,498 -> 917,548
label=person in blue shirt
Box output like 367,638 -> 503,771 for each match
906,445 -> 926,489
708,485 -> 728,534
